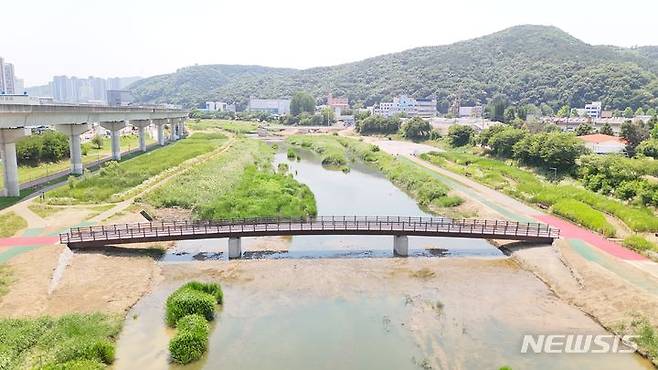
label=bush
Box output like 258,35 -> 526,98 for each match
165,289 -> 216,327
54,338 -> 115,365
169,314 -> 209,364
447,125 -> 474,147
180,281 -> 223,304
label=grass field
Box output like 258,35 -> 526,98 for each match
46,133 -> 226,204
0,313 -> 122,369
0,135 -> 150,188
146,138 -> 316,220
0,212 -> 27,238
287,135 -> 349,169
421,150 -> 658,234
186,119 -> 259,134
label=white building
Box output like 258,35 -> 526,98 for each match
458,106 -> 484,118
584,102 -> 602,119
205,101 -> 235,112
577,134 -> 626,154
373,95 -> 437,118
248,97 -> 291,115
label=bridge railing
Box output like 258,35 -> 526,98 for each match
60,216 -> 560,245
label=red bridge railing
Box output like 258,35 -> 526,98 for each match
60,216 -> 560,247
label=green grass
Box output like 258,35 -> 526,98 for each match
46,133 -> 227,204
623,235 -> 658,254
0,212 -> 27,238
28,203 -> 62,218
147,139 -> 317,220
0,313 -> 122,369
0,135 -> 150,188
422,150 -> 658,233
552,199 -> 616,237
165,281 -> 222,364
287,135 -> 349,169
186,119 -> 259,134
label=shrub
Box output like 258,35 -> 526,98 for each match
169,315 -> 209,364
287,148 -> 297,159
165,289 -> 216,327
180,281 -> 223,304
447,125 -> 474,147
54,338 -> 115,365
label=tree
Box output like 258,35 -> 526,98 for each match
478,124 -> 508,146
620,120 -> 649,156
623,107 -> 634,118
575,122 -> 594,136
401,117 -> 432,140
290,92 -> 315,116
647,108 -> 657,117
447,125 -> 475,147
486,94 -> 509,123
488,127 -> 527,157
636,139 -> 658,159
355,115 -> 401,135
320,107 -> 336,125
556,105 -> 570,118
513,132 -> 587,170
635,107 -> 645,116
91,134 -> 104,149
599,123 -> 614,136
540,103 -> 554,116
503,106 -> 517,123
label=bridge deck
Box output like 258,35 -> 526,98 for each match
60,216 -> 560,248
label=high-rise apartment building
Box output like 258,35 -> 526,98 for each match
3,63 -> 16,94
0,57 -> 6,94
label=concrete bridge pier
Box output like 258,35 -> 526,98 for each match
0,128 -> 27,196
101,121 -> 127,160
131,119 -> 151,152
169,118 -> 179,142
153,119 -> 167,146
228,237 -> 242,259
55,123 -> 90,175
393,235 -> 409,257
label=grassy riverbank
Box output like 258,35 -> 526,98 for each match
0,313 -> 122,369
421,149 -> 658,245
146,139 -> 316,220
45,133 -> 227,204
0,135 -> 149,189
287,135 -> 463,212
186,119 -> 259,134
0,212 -> 27,238
287,135 -> 349,169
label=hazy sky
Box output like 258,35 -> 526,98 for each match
3,0 -> 657,86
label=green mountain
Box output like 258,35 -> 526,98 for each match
129,25 -> 658,111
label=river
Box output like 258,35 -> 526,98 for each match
114,145 -> 652,370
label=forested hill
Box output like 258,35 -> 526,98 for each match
129,25 -> 658,111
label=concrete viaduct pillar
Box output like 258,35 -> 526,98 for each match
100,121 -> 127,160
228,237 -> 242,259
131,119 -> 151,152
55,123 -> 90,175
153,119 -> 167,146
0,128 -> 27,197
393,235 -> 409,257
169,118 -> 178,142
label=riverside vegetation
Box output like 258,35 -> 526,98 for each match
46,133 -> 227,204
165,281 -> 223,364
0,313 -> 122,369
146,138 -> 317,220
0,212 -> 27,238
186,119 -> 258,134
286,135 -> 463,212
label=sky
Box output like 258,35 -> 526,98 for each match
3,0 -> 657,86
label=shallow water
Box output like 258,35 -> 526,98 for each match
115,145 -> 653,370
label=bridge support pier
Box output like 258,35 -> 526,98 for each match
55,123 -> 90,175
169,118 -> 178,142
393,235 -> 408,257
153,119 -> 167,146
101,121 -> 127,160
0,128 -> 27,197
228,237 -> 242,259
131,119 -> 151,152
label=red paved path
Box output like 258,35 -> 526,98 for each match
0,236 -> 59,248
535,214 -> 646,261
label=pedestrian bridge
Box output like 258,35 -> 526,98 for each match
60,216 -> 560,258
